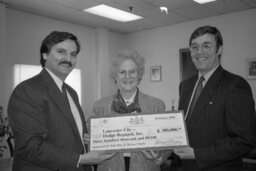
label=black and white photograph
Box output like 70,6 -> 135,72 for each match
1,0 -> 256,171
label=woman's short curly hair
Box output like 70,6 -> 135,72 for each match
110,50 -> 145,83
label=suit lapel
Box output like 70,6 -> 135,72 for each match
67,87 -> 87,134
180,76 -> 197,115
40,69 -> 82,141
138,92 -> 153,113
186,66 -> 224,131
68,89 -> 89,152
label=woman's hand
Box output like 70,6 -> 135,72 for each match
83,133 -> 90,145
142,150 -> 160,160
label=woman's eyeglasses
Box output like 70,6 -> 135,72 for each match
118,69 -> 138,78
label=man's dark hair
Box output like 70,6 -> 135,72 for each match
40,31 -> 80,67
189,25 -> 223,50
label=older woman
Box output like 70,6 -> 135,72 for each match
93,50 -> 170,171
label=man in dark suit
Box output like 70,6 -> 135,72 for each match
8,31 -> 115,171
174,26 -> 256,170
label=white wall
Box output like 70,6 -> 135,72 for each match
94,28 -> 125,99
1,8 -> 124,119
123,9 -> 256,110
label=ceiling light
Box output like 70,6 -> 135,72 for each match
193,0 -> 217,4
83,4 -> 143,22
160,6 -> 168,14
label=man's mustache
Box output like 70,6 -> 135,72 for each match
59,61 -> 72,67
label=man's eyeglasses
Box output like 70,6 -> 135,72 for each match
118,69 -> 138,78
190,42 -> 215,52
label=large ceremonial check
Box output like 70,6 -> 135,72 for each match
89,111 -> 189,152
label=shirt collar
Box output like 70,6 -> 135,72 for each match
123,89 -> 137,106
45,68 -> 64,91
199,64 -> 219,85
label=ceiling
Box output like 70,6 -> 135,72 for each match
1,0 -> 256,34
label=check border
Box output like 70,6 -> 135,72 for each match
89,111 -> 189,152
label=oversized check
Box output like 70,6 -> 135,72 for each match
89,111 -> 189,152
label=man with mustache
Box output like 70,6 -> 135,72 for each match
174,26 -> 256,171
8,31 -> 115,171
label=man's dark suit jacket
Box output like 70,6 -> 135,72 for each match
178,66 -> 256,171
8,69 -> 92,171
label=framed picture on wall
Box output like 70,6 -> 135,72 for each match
150,66 -> 161,82
246,58 -> 256,79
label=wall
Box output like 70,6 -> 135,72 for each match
94,28 -> 125,99
0,4 -> 6,112
1,6 -> 256,117
1,8 -> 124,119
123,8 -> 256,110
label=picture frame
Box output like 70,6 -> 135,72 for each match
246,58 -> 256,79
150,66 -> 161,82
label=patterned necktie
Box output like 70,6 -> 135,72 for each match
186,76 -> 205,120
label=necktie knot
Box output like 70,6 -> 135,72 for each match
62,83 -> 69,100
62,83 -> 67,94
198,76 -> 205,85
